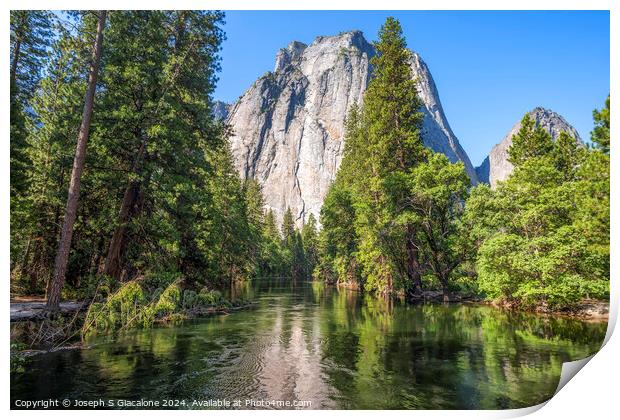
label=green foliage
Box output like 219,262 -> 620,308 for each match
10,343 -> 28,373
181,289 -> 199,309
405,153 -> 470,292
317,17 -> 468,298
82,278 -> 236,334
9,10 -> 608,322
95,10 -> 236,286
507,113 -> 554,167
591,95 -> 610,154
342,17 -> 427,296
281,207 -> 296,246
319,182 -> 357,256
301,214 -> 319,276
316,176 -> 359,285
9,11 -> 277,301
366,17 -> 426,170
10,11 -> 317,326
465,106 -> 610,309
263,209 -> 281,242
83,281 -> 149,333
151,283 -> 182,318
197,289 -> 224,306
354,17 -> 430,296
10,14 -> 80,292
553,131 -> 584,181
10,11 -> 54,104
317,21 -> 609,309
10,10 -> 55,197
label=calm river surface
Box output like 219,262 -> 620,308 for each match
11,278 -> 607,409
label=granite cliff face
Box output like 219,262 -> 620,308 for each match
224,30 -> 477,226
475,107 -> 581,188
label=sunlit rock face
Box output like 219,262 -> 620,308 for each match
224,30 -> 478,227
476,107 -> 581,188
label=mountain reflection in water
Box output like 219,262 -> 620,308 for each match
11,278 -> 607,409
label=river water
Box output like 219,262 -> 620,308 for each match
11,278 -> 607,409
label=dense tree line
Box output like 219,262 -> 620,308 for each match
463,106 -> 610,308
316,17 -> 610,309
10,11 -> 317,312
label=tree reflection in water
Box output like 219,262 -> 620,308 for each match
11,278 -> 606,409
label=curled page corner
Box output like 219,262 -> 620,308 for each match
501,353 -> 602,418
498,401 -> 548,418
554,355 -> 595,396
551,294 -> 616,398
602,295 -> 617,347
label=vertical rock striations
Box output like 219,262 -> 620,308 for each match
476,107 -> 581,188
410,53 -> 478,183
225,30 -> 478,226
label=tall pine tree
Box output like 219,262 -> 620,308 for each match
10,11 -> 54,197
345,17 -> 426,297
48,10 -> 107,309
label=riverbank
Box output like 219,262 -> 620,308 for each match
488,298 -> 610,321
10,297 -> 256,370
332,282 -> 609,321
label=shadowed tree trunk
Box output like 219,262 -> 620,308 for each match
405,224 -> 423,300
47,11 -> 107,310
10,12 -> 27,93
101,180 -> 141,279
101,131 -> 148,280
423,226 -> 461,302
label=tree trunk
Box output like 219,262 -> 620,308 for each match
47,11 -> 107,310
10,13 -> 26,94
10,36 -> 21,94
101,180 -> 140,279
89,236 -> 106,277
405,224 -> 423,300
440,273 -> 451,302
101,126 -> 149,280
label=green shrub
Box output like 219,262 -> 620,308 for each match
10,343 -> 27,373
152,283 -> 181,317
83,281 -> 148,333
182,289 -> 198,309
197,289 -> 223,306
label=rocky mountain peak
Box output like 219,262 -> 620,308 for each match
224,30 -> 478,227
274,41 -> 308,73
475,107 -> 581,187
312,30 -> 372,51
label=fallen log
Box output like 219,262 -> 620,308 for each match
10,301 -> 87,322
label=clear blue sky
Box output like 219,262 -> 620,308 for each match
214,11 -> 609,167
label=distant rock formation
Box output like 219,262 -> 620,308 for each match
476,107 -> 581,187
212,100 -> 231,121
223,30 -> 478,226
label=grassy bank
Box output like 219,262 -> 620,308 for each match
10,278 -> 254,373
